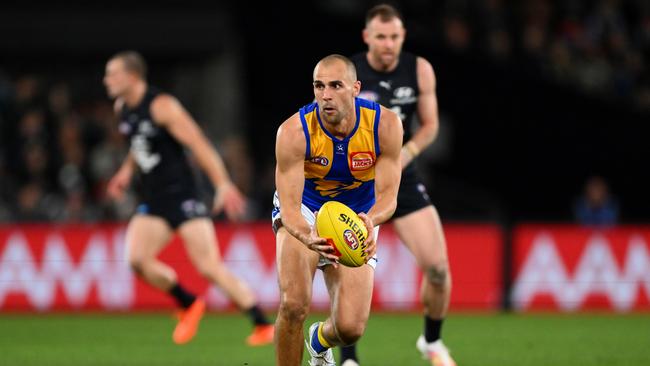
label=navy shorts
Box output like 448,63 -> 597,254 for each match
392,169 -> 432,219
136,194 -> 209,229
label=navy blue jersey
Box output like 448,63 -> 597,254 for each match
351,52 -> 419,173
118,88 -> 198,201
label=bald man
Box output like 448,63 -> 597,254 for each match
272,54 -> 403,365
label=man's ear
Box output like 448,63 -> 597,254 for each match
362,28 -> 369,45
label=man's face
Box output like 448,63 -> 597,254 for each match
313,60 -> 360,125
363,16 -> 406,69
103,58 -> 136,98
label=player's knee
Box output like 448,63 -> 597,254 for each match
425,263 -> 449,289
128,257 -> 145,276
278,297 -> 310,324
335,320 -> 366,345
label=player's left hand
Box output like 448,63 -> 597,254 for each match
213,182 -> 247,221
400,146 -> 414,170
357,213 -> 376,261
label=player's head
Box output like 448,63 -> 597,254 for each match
313,54 -> 361,125
103,51 -> 147,98
363,4 -> 406,70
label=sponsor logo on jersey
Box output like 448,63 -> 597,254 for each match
350,152 -> 375,171
379,80 -> 392,90
390,86 -> 417,105
343,229 -> 359,250
138,120 -> 156,136
181,199 -> 207,217
310,156 -> 329,166
358,90 -> 379,102
417,183 -> 431,201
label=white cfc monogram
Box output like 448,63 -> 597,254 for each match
131,134 -> 161,173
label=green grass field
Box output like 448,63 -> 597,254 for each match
1,312 -> 648,365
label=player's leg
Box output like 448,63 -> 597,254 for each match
395,205 -> 450,321
177,218 -> 274,345
125,215 -> 177,291
394,205 -> 455,366
178,218 -> 256,308
323,264 -> 374,345
306,259 -> 374,366
275,227 -> 320,366
127,214 -> 205,344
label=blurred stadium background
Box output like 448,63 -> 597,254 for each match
1,1 -> 649,365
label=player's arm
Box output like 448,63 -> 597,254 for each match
366,106 -> 403,226
358,107 -> 403,259
107,151 -> 135,201
275,115 -> 335,261
401,57 -> 439,168
150,94 -> 246,220
107,98 -> 136,201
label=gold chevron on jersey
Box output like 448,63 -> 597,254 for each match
299,97 -> 381,213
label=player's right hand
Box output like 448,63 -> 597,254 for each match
213,182 -> 247,221
304,224 -> 339,266
106,169 -> 131,201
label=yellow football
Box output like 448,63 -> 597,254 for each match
315,201 -> 369,267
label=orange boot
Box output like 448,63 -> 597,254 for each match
172,298 -> 206,344
245,324 -> 274,346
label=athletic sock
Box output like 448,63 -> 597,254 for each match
340,344 -> 358,362
311,322 -> 332,353
168,283 -> 197,309
424,316 -> 444,343
245,304 -> 270,326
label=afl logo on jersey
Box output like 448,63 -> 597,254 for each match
358,90 -> 379,102
119,122 -> 131,135
350,152 -> 375,171
310,156 -> 329,166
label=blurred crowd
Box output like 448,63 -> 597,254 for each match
0,0 -> 647,223
436,0 -> 649,109
0,75 -> 132,222
0,74 -> 270,223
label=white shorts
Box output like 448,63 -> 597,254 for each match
272,191 -> 378,269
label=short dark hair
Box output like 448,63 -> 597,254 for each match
365,4 -> 403,26
110,50 -> 147,79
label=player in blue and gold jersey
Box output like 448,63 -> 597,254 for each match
300,92 -> 381,214
272,54 -> 403,366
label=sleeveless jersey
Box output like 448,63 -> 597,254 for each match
351,52 -> 419,173
300,97 -> 381,213
118,88 -> 197,200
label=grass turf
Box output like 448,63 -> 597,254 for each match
0,312 -> 648,365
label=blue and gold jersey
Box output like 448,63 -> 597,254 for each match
300,97 -> 381,213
